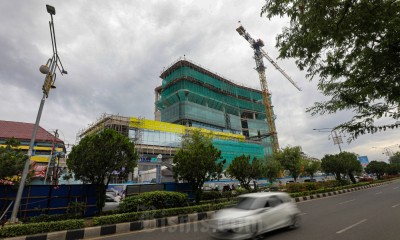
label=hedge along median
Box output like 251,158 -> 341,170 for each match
0,219 -> 85,238
92,201 -> 234,226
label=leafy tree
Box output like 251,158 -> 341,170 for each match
321,154 -> 346,181
0,138 -> 27,180
387,163 -> 400,175
261,1 -> 400,140
365,161 -> 388,180
226,155 -> 266,191
264,159 -> 282,186
274,146 -> 302,182
341,152 -> 363,183
389,152 -> 400,165
67,129 -> 137,213
173,130 -> 225,204
303,160 -> 321,179
321,152 -> 361,183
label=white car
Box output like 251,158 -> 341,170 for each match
208,192 -> 301,240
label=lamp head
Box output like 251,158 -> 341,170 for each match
39,65 -> 50,74
46,5 -> 56,15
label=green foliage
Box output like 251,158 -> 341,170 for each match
264,159 -> 282,184
67,129 -> 138,213
285,183 -> 304,193
118,191 -> 188,213
173,129 -> 225,204
387,163 -> 400,175
261,1 -> 400,140
321,152 -> 361,183
23,213 -> 83,223
303,160 -> 321,179
274,146 -> 302,181
0,138 -> 27,180
225,155 -> 265,191
93,202 -> 233,226
365,160 -> 388,179
0,219 -> 84,238
389,152 -> 400,165
201,191 -> 222,200
66,201 -> 87,215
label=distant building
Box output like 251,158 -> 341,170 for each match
0,120 -> 66,179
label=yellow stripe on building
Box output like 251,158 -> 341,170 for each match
129,117 -> 245,141
31,155 -> 51,163
0,145 -> 63,152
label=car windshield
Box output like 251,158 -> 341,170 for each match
234,197 -> 258,210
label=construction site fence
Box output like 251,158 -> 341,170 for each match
0,184 -> 97,220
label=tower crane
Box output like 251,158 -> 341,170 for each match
236,24 -> 301,154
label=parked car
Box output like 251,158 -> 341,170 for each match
102,194 -> 120,212
208,192 -> 301,240
304,179 -> 317,183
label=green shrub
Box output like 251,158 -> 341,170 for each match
118,191 -> 188,213
93,201 -> 233,226
23,213 -> 83,223
221,191 -> 234,199
285,183 -> 304,193
233,187 -> 250,196
0,219 -> 84,238
201,191 -> 222,200
303,182 -> 319,191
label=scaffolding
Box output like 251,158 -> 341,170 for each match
157,59 -> 273,155
76,113 -> 130,141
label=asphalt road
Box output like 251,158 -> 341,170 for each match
90,180 -> 400,240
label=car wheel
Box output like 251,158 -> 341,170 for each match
289,214 -> 300,229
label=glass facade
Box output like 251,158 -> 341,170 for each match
129,129 -> 181,148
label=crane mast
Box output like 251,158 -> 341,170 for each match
236,24 -> 301,154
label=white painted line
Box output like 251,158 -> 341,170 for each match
339,199 -> 355,205
392,203 -> 400,208
375,192 -> 383,195
299,212 -> 307,216
393,187 -> 399,190
336,219 -> 367,234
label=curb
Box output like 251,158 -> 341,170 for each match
4,211 -> 216,240
293,182 -> 388,203
4,181 -> 395,240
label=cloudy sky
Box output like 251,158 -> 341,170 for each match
1,0 -> 399,161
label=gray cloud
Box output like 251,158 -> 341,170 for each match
1,0 -> 398,161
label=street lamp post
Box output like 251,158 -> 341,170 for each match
10,5 -> 67,223
313,128 -> 344,153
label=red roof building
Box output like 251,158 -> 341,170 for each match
0,120 -> 65,164
0,120 -> 63,144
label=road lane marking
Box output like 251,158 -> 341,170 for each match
336,219 -> 367,234
375,192 -> 383,195
393,187 -> 399,190
339,199 -> 355,205
392,203 -> 400,208
299,212 -> 307,216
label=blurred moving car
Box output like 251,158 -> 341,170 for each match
102,193 -> 120,212
208,192 -> 301,240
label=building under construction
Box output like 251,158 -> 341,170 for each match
78,59 -> 275,182
156,58 -> 273,156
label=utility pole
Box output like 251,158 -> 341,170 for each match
10,5 -> 67,223
313,128 -> 344,153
